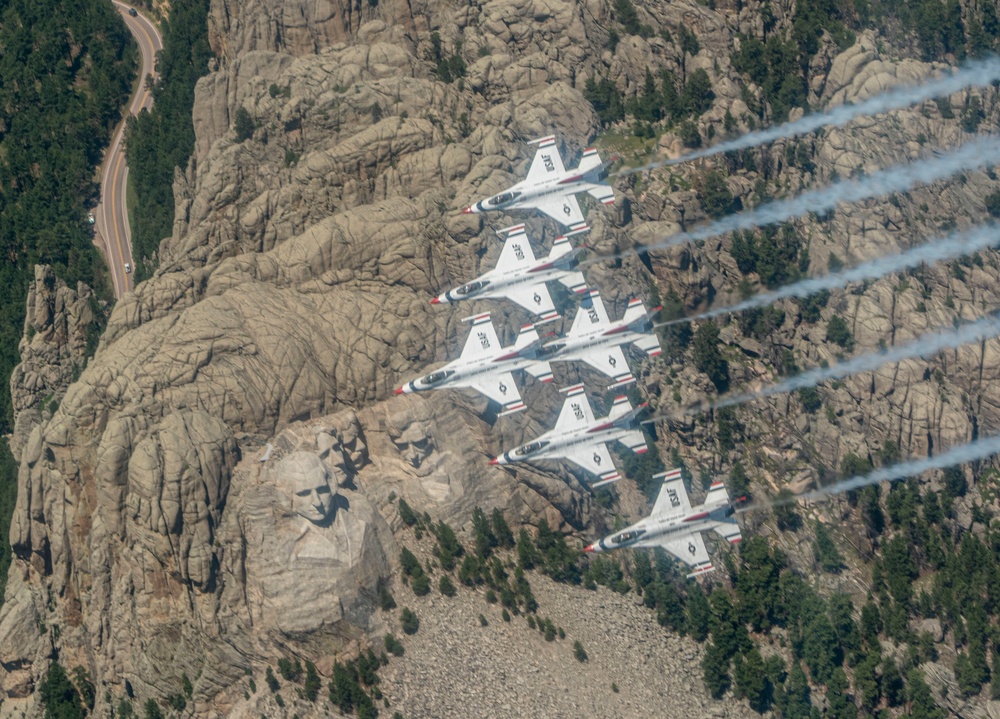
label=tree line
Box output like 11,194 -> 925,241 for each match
0,0 -> 137,434
124,0 -> 212,282
0,0 -> 138,610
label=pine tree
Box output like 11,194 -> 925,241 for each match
825,667 -> 857,719
907,669 -> 946,719
693,321 -> 730,392
516,528 -> 539,570
701,641 -> 732,699
687,582 -> 711,642
733,647 -> 772,712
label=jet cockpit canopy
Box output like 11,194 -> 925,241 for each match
513,440 -> 549,457
420,369 -> 455,386
489,191 -> 519,206
610,529 -> 645,545
454,280 -> 489,297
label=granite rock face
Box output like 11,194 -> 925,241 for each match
5,0 -> 1000,714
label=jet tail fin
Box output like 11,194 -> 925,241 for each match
623,297 -> 651,324
608,394 -> 633,420
514,323 -> 541,350
578,147 -> 603,174
704,480 -> 731,507
547,224 -> 590,260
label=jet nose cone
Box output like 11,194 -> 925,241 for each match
393,386 -> 405,395
462,206 -> 474,214
430,296 -> 441,305
584,544 -> 595,553
488,457 -> 500,466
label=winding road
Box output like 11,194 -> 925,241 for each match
94,2 -> 163,299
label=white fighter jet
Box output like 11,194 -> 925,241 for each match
462,136 -> 616,228
584,468 -> 744,578
538,290 -> 662,389
431,224 -> 589,322
489,384 -> 648,487
393,312 -> 552,416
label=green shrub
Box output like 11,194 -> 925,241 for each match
265,666 -> 280,692
144,699 -> 163,719
397,498 -> 419,526
693,321 -> 730,392
304,661 -> 321,701
986,190 -> 1000,218
401,608 -> 420,635
233,107 -> 255,142
797,387 -> 822,413
825,314 -> 853,350
379,584 -> 397,611
40,662 -> 84,719
438,575 -> 456,597
698,171 -> 736,219
411,573 -> 431,596
384,633 -> 405,657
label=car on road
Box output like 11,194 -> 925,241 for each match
124,263 -> 132,274
128,7 -> 138,16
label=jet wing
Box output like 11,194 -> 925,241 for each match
585,183 -> 616,205
571,344 -> 635,389
529,193 -> 585,228
641,532 -> 713,577
460,314 -> 502,362
502,282 -> 558,320
525,136 -> 566,184
553,441 -> 621,485
495,226 -> 537,273
469,371 -> 526,416
650,469 -> 691,519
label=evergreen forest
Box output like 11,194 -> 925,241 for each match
0,0 -> 136,433
124,0 -> 211,282
0,0 -> 138,606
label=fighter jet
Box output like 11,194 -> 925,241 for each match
431,223 -> 589,322
584,468 -> 744,578
393,312 -> 552,416
489,384 -> 648,487
462,136 -> 616,228
539,289 -> 662,389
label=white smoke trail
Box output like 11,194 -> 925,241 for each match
739,433 -> 1000,512
711,314 -> 1000,412
594,137 -> 1000,264
660,223 -> 1000,325
639,314 -> 1000,426
618,57 -> 1000,175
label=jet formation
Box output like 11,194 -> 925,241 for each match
395,135 -> 741,575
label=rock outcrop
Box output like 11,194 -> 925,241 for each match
5,0 -> 1000,715
8,266 -> 97,460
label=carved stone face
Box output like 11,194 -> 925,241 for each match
280,453 -> 335,523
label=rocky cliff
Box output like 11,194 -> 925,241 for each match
4,0 -> 1000,715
